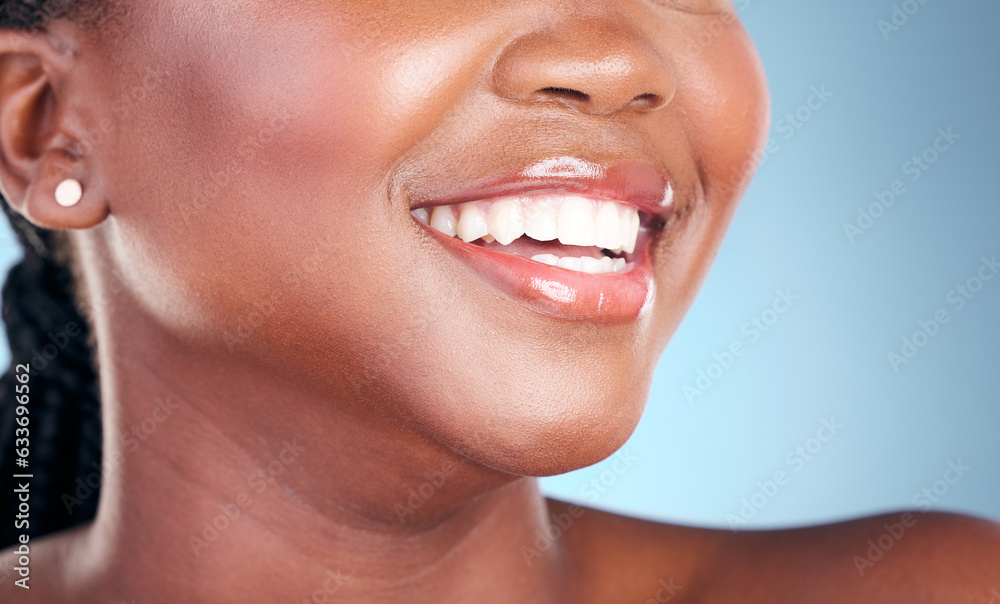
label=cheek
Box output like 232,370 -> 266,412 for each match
681,23 -> 771,204
641,21 -> 770,350
99,9 -> 407,337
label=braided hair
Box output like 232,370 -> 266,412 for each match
0,0 -> 111,549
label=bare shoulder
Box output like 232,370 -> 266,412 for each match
714,511 -> 1000,602
547,499 -> 1000,604
545,498 -> 727,603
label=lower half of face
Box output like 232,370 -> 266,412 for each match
90,0 -> 768,476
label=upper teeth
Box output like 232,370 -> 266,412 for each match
414,195 -> 640,254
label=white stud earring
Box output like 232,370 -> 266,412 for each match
55,178 -> 83,208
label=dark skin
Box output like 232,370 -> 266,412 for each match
0,1 -> 998,602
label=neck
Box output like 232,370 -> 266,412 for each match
63,295 -> 567,603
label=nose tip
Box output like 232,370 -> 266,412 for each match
491,18 -> 675,116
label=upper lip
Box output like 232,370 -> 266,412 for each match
408,156 -> 676,225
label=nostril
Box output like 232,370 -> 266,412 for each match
630,93 -> 663,111
535,86 -> 591,105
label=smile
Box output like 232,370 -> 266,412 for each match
412,194 -> 641,274
410,158 -> 674,321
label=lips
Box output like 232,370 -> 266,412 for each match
409,157 -> 673,322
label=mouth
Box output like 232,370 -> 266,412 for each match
410,158 -> 673,322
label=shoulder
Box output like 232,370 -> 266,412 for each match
548,499 -> 1000,604
717,510 -> 1000,602
545,498 -> 726,603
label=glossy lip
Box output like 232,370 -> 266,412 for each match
410,156 -> 676,226
411,157 -> 670,322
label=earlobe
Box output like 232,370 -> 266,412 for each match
19,149 -> 108,229
0,27 -> 109,230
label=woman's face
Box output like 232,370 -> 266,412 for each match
78,1 -> 767,475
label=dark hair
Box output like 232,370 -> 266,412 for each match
0,0 -> 104,549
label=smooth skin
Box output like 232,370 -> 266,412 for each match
0,1 -> 998,602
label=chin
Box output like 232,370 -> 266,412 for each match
418,359 -> 655,478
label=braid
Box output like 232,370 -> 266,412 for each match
0,207 -> 102,549
0,0 -> 104,549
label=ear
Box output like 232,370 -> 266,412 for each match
0,20 -> 108,230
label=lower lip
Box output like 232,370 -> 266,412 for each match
419,224 -> 655,322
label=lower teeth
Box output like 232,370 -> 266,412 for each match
531,254 -> 627,275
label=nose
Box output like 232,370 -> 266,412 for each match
491,13 -> 675,116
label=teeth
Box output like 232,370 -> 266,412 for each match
624,210 -> 639,254
456,203 -> 489,242
557,197 -> 597,246
523,200 -> 559,241
556,256 -> 582,271
531,254 -> 629,275
487,198 -> 525,245
424,196 -> 641,255
594,201 -> 621,251
618,210 -> 631,253
531,253 -> 560,267
430,206 -> 457,237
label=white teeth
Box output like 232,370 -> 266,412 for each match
579,257 -> 601,273
523,200 -> 559,241
424,196 -> 642,259
622,208 -> 639,254
594,201 -> 621,251
556,256 -> 583,271
557,197 -> 596,247
456,203 -> 489,242
618,209 -> 631,254
531,254 -> 629,275
487,198 -> 525,245
430,206 -> 457,237
530,254 -> 560,267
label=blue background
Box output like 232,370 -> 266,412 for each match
1,1 -> 997,529
540,0 -> 1000,528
